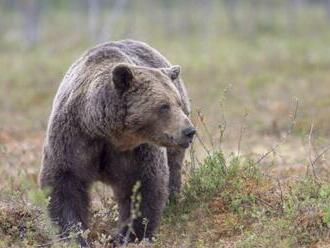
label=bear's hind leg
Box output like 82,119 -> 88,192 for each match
167,147 -> 186,198
48,170 -> 91,247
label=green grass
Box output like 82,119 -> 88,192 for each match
161,152 -> 330,248
1,149 -> 330,247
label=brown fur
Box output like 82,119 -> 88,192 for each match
39,40 -> 194,246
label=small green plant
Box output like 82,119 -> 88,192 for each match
165,152 -> 260,222
163,151 -> 330,247
183,152 -> 227,202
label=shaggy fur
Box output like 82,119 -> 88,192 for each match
39,40 -> 194,246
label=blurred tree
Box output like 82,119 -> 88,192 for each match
324,0 -> 330,20
122,1 -> 136,38
160,0 -> 174,36
286,0 -> 304,29
99,0 -> 128,42
200,0 -> 213,52
3,0 -> 18,9
224,0 -> 239,29
19,0 -> 41,47
87,0 -> 102,41
247,0 -> 257,33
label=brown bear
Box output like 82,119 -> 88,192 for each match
39,40 -> 195,247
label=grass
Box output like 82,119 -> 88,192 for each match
160,152 -> 330,248
2,151 -> 330,247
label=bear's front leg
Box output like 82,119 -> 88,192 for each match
113,145 -> 169,245
114,178 -> 169,245
47,170 -> 91,247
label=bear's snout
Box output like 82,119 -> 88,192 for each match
183,127 -> 196,139
177,126 -> 196,148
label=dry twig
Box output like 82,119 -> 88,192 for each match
256,98 -> 299,165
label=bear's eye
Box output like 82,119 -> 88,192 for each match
159,104 -> 170,114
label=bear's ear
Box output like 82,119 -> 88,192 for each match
112,64 -> 133,93
168,65 -> 181,80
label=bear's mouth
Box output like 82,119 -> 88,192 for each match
171,136 -> 193,149
149,133 -> 193,149
178,141 -> 191,149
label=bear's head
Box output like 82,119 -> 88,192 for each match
111,63 -> 195,150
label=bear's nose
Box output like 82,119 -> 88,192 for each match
183,127 -> 196,138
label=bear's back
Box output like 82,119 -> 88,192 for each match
53,40 -> 168,108
108,39 -> 171,68
51,44 -> 131,114
50,40 -> 189,119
